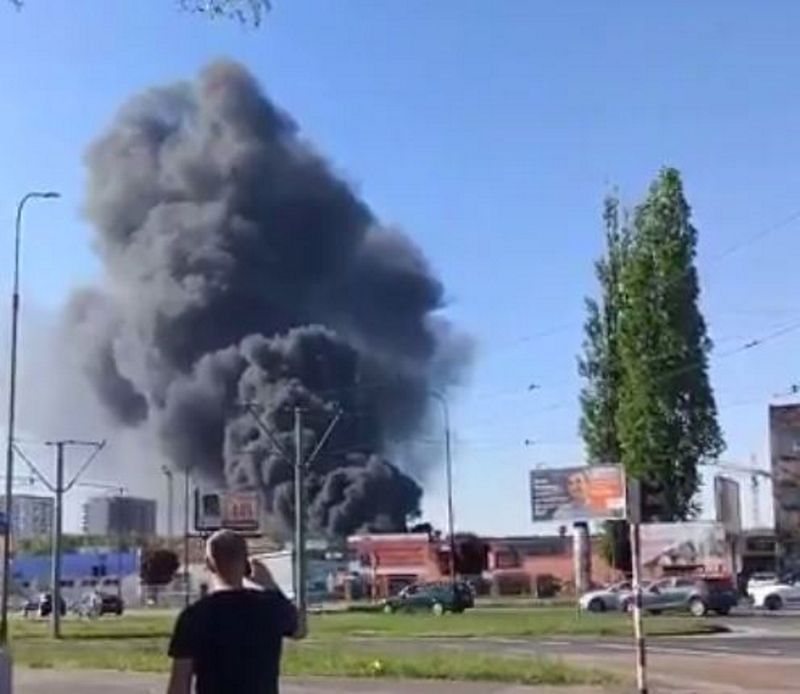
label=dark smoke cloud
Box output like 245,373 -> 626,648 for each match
66,60 -> 466,538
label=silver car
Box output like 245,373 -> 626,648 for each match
579,581 -> 633,612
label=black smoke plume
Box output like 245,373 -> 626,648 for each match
66,61 -> 466,539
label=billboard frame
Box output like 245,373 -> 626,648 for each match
194,489 -> 262,534
529,464 -> 626,523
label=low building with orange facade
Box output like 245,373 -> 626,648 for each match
347,532 -> 617,598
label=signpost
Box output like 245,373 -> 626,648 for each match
195,490 -> 261,533
627,478 -> 647,694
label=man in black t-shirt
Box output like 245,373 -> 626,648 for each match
167,530 -> 298,694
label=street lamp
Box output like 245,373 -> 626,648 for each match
1,191 -> 60,645
429,391 -> 456,589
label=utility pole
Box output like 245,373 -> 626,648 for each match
162,466 -> 174,539
14,439 -> 105,639
429,391 -> 456,589
183,468 -> 191,607
243,403 -> 341,637
50,443 -> 65,639
293,408 -> 306,636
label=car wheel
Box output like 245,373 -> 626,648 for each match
431,602 -> 444,616
588,598 -> 606,613
765,595 -> 783,612
621,599 -> 634,613
382,604 -> 394,614
648,610 -> 663,616
689,598 -> 707,617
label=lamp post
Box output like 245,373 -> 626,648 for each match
429,391 -> 455,588
1,191 -> 59,645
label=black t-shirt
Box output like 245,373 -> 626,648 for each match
169,588 -> 297,694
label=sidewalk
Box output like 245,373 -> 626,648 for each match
15,669 -> 614,694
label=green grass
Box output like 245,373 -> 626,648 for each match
10,606 -> 722,642
309,607 -> 724,639
6,606 -> 720,685
11,635 -> 617,686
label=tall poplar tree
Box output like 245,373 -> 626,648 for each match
616,168 -> 724,520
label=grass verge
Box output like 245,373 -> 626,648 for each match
10,607 -> 723,642
12,636 -> 618,687
7,606 -> 720,684
308,608 -> 725,639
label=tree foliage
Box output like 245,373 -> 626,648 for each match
7,1 -> 272,26
179,0 -> 271,26
578,196 -> 631,571
579,169 -> 723,552
578,196 -> 627,465
140,548 -> 180,586
616,168 -> 724,520
453,533 -> 488,575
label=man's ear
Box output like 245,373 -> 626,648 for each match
205,555 -> 217,575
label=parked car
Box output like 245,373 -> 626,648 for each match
74,591 -> 125,617
620,576 -> 738,617
382,581 -> 473,615
579,580 -> 633,612
750,578 -> 800,611
745,572 -> 779,598
22,593 -> 66,618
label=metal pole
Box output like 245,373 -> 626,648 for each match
183,468 -> 190,607
162,467 -> 174,539
630,520 -> 647,694
430,392 -> 456,588
1,190 -> 59,645
444,414 -> 456,588
51,443 -> 64,639
294,407 -> 307,636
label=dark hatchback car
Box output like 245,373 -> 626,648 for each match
383,581 -> 474,615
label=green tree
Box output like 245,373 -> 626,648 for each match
616,168 -> 724,520
8,1 -> 272,26
578,196 -> 631,571
140,548 -> 180,586
579,196 -> 627,465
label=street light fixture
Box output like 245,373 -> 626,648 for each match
0,191 -> 60,645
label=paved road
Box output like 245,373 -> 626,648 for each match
14,670 -> 607,694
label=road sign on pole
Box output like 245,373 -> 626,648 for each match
627,477 -> 648,694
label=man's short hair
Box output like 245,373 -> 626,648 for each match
206,529 -> 248,573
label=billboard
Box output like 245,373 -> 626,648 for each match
195,490 -> 261,533
714,476 -> 742,535
641,522 -> 730,575
529,465 -> 625,522
770,404 -> 800,563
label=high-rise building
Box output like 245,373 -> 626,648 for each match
82,496 -> 157,537
0,494 -> 54,540
770,404 -> 800,565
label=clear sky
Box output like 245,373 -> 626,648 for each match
0,1 -> 799,534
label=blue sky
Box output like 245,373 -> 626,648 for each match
1,1 -> 799,533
